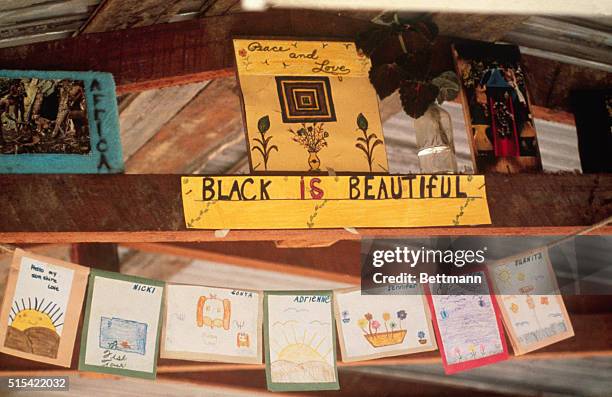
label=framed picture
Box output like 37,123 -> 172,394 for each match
334,287 -> 436,362
0,70 -> 123,173
233,38 -> 388,173
0,249 -> 89,367
452,42 -> 542,173
78,270 -> 164,379
161,284 -> 263,364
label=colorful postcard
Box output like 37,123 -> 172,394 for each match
233,38 -> 388,173
452,42 -> 542,173
78,270 -> 164,379
264,291 -> 339,392
0,70 -> 123,173
0,249 -> 89,367
161,284 -> 263,364
333,287 -> 437,362
426,269 -> 508,374
489,248 -> 574,355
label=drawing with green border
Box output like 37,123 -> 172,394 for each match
264,290 -> 339,392
78,269 -> 165,379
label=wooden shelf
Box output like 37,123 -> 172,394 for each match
0,174 -> 610,245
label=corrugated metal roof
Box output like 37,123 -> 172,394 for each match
0,0 -> 101,47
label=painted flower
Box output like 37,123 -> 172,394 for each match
364,313 -> 373,321
417,331 -> 425,339
238,49 -> 247,57
397,310 -> 407,320
371,320 -> 381,332
382,312 -> 391,322
357,318 -> 368,331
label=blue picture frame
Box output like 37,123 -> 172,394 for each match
0,70 -> 123,173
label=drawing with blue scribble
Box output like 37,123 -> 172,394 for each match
99,317 -> 147,355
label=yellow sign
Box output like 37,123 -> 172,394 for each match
181,175 -> 491,229
233,39 -> 388,173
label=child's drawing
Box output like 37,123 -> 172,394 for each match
79,270 -> 164,379
5,297 -> 63,358
489,249 -> 574,355
197,294 -> 231,330
0,249 -> 89,367
162,285 -> 262,364
427,270 -> 508,374
265,291 -> 339,392
99,317 -> 147,355
334,289 -> 436,362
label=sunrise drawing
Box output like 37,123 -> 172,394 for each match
5,297 -> 63,358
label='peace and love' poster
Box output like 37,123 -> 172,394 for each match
161,284 -> 263,364
334,287 -> 436,362
78,270 -> 164,379
0,249 -> 89,367
264,291 -> 339,392
489,248 -> 574,355
233,39 -> 388,173
426,269 -> 508,374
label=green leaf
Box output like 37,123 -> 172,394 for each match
357,113 -> 369,130
258,115 -> 270,133
432,71 -> 460,104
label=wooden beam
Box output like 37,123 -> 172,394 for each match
124,241 -> 361,284
70,243 -> 120,271
0,10 -> 373,94
157,369 -> 523,396
0,9 -> 605,112
0,174 -> 610,244
125,78 -> 243,173
79,0 -> 189,33
120,81 -> 209,161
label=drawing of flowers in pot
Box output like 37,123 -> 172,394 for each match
288,122 -> 329,171
357,311 -> 407,348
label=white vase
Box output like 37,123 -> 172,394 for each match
414,103 -> 458,173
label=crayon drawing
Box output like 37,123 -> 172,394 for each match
162,285 -> 262,364
265,291 -> 339,392
427,270 -> 508,374
0,249 -> 89,367
99,317 -> 147,355
489,249 -> 574,355
5,297 -> 63,358
79,270 -> 164,379
334,288 -> 436,362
